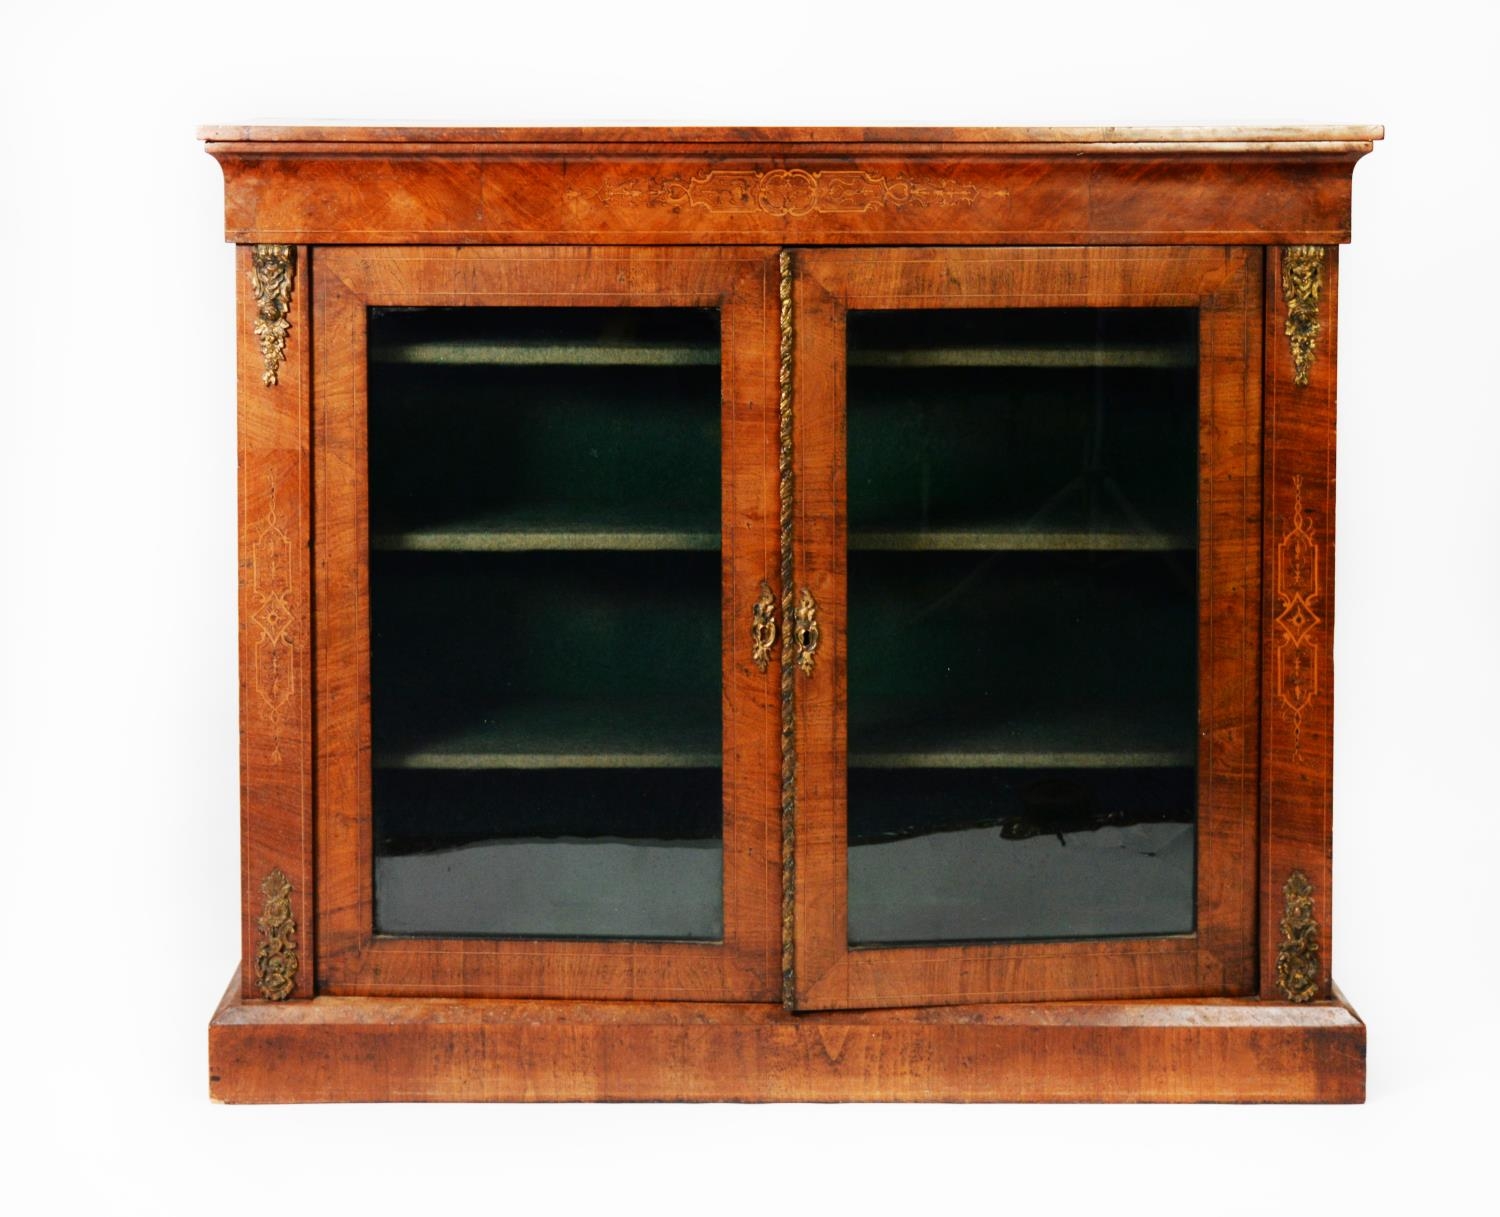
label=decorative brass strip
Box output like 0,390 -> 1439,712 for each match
794,588 -> 820,677
250,243 -> 295,387
1275,870 -> 1320,1003
778,250 -> 796,1008
1282,245 -> 1323,388
254,867 -> 298,1001
570,169 -> 1000,217
751,581 -> 777,673
1274,475 -> 1321,760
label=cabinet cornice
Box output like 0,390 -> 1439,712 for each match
203,126 -> 1379,246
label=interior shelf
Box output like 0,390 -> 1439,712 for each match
375,698 -> 1191,772
372,509 -> 718,552
849,699 -> 1195,769
849,526 -> 1192,552
368,339 -> 1194,370
848,343 -> 1196,370
370,339 -> 719,367
371,518 -> 1185,554
374,699 -> 722,770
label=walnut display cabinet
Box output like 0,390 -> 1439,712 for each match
203,124 -> 1380,1103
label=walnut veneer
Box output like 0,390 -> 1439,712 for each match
205,125 -> 1379,1103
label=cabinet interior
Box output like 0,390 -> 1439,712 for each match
843,306 -> 1199,947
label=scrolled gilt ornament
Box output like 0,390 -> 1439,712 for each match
793,588 -> 819,677
751,581 -> 777,673
254,867 -> 298,1001
250,244 -> 295,387
1282,245 -> 1324,388
1275,870 -> 1320,1003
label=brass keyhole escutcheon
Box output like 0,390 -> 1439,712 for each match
794,587 -> 819,676
750,581 -> 777,673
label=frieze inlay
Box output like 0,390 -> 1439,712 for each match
569,169 -> 1002,217
249,243 -> 295,387
1275,870 -> 1320,1003
1275,475 -> 1321,760
251,479 -> 295,764
254,868 -> 298,1001
1282,245 -> 1324,388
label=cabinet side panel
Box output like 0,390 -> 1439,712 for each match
1261,246 -> 1338,1001
237,244 -> 315,1000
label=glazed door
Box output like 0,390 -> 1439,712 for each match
314,247 -> 781,1001
788,247 -> 1262,1009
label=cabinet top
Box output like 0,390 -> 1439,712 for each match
198,124 -> 1383,152
201,125 -> 1381,246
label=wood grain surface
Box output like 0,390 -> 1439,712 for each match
237,244 -> 315,1001
209,972 -> 1366,1103
1260,246 -> 1339,1000
202,126 -> 1378,247
199,124 -> 1384,145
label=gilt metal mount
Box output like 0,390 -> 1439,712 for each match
254,867 -> 298,1001
1281,245 -> 1324,388
793,588 -> 819,677
1275,870 -> 1321,1003
751,581 -> 777,672
250,244 -> 295,387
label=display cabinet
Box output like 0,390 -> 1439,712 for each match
203,124 -> 1380,1102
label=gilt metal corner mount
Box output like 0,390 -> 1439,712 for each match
1282,245 -> 1324,388
250,244 -> 295,387
254,867 -> 298,1001
1275,870 -> 1321,1003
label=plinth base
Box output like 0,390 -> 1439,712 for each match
209,971 -> 1365,1103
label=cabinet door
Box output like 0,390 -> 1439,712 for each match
314,247 -> 781,1001
789,247 -> 1261,1009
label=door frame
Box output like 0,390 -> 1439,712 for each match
788,245 -> 1264,1010
312,245 -> 782,1001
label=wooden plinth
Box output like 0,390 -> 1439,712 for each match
209,972 -> 1365,1103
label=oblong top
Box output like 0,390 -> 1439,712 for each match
198,123 -> 1383,150
202,124 -> 1381,246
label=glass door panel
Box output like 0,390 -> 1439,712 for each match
788,247 -> 1261,1010
845,307 -> 1198,945
313,247 -> 780,1002
367,306 -> 723,940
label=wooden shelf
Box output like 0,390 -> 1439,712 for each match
372,516 -> 1186,554
849,343 -> 1196,370
368,340 -> 1191,371
375,700 -> 721,770
373,510 -> 718,552
850,700 -> 1195,769
377,702 -> 1190,772
370,339 -> 718,367
850,526 -> 1192,552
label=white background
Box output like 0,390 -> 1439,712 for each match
2,2 -> 1496,1213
